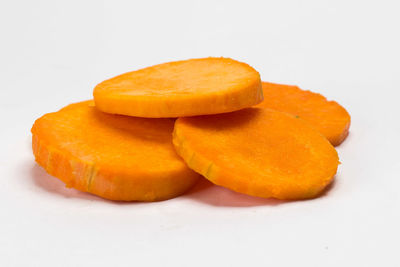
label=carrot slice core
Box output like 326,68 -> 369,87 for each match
94,57 -> 263,118
32,101 -> 199,201
173,108 -> 339,200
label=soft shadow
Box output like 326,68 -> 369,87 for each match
184,108 -> 261,131
30,164 -> 128,204
183,178 -> 285,207
317,178 -> 337,198
31,163 -> 337,206
184,176 -> 338,207
93,108 -> 173,144
335,131 -> 351,147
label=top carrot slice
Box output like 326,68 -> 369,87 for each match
94,57 -> 263,118
31,101 -> 200,201
173,108 -> 339,200
257,82 -> 351,146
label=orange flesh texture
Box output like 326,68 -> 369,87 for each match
94,57 -> 263,118
257,82 -> 351,146
31,101 -> 200,201
173,108 -> 339,200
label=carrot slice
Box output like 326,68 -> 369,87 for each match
257,82 -> 351,146
173,108 -> 339,200
31,101 -> 200,201
93,57 -> 263,118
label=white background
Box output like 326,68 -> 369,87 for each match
1,0 -> 399,266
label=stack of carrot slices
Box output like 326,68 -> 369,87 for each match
32,57 -> 350,201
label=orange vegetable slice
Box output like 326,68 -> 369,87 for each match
93,57 -> 263,118
173,108 -> 339,200
257,82 -> 351,146
31,101 -> 200,201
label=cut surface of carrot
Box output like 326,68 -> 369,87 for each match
31,101 -> 200,201
173,108 -> 339,200
94,57 -> 263,118
257,82 -> 351,146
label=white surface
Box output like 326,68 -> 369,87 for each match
1,0 -> 400,266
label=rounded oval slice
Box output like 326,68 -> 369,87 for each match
31,101 -> 200,201
257,82 -> 351,146
173,108 -> 339,200
94,57 -> 263,118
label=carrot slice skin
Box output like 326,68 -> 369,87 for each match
31,101 -> 200,201
93,57 -> 263,118
173,108 -> 339,200
257,82 -> 351,146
